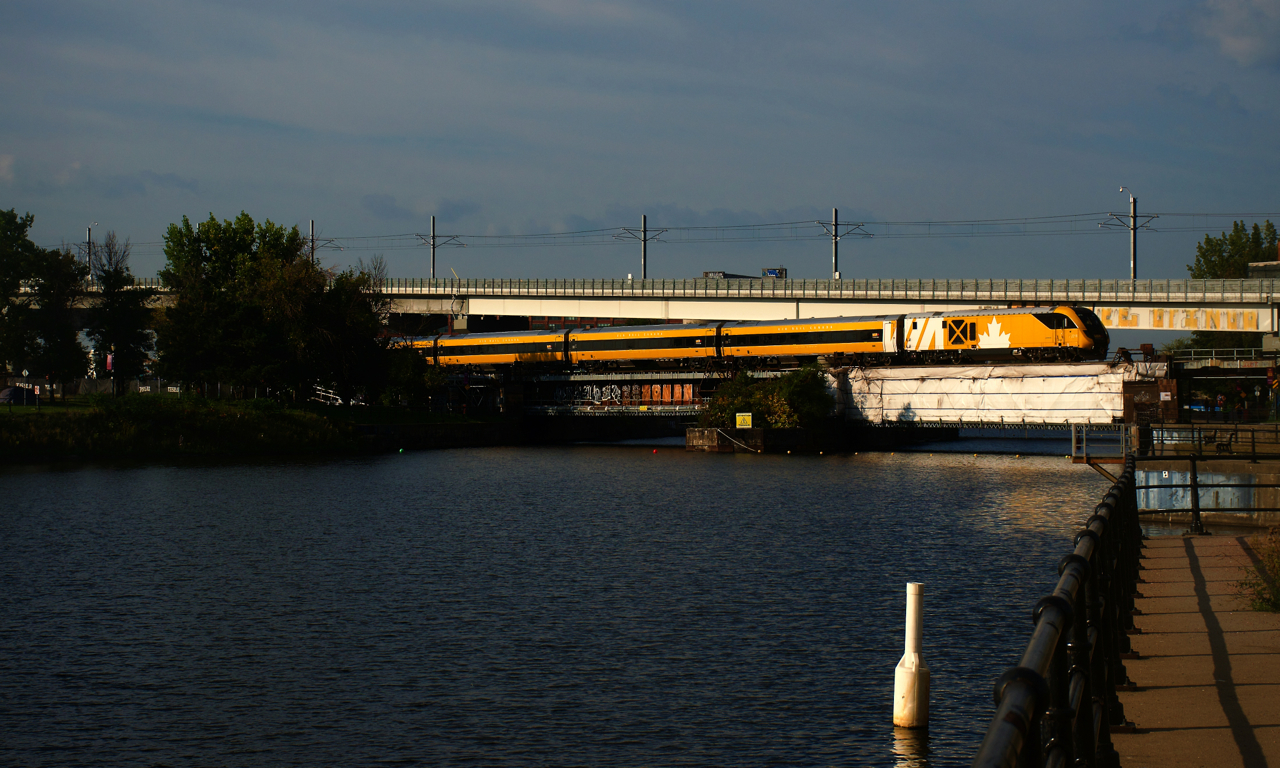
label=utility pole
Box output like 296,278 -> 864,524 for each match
831,208 -> 838,278
1129,193 -> 1137,281
615,215 -> 666,280
85,221 -> 96,265
1100,188 -> 1156,280
817,208 -> 870,280
416,218 -> 463,279
310,219 -> 316,263
641,214 -> 647,280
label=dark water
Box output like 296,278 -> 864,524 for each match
1,448 -> 1111,767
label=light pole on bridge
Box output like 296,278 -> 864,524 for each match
1102,188 -> 1157,281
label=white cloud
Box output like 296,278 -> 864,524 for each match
1202,0 -> 1280,67
0,154 -> 13,183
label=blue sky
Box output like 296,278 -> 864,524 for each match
2,0 -> 1278,280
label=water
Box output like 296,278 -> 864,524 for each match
0,448 -> 1112,767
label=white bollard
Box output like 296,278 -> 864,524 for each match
893,582 -> 930,728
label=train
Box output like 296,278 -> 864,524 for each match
410,305 -> 1110,369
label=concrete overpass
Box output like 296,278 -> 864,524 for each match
130,276 -> 1280,333
372,277 -> 1280,334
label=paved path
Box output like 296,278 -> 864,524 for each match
1111,535 -> 1280,768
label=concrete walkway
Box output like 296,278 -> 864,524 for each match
1111,535 -> 1280,768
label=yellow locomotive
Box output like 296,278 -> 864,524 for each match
412,305 -> 1108,368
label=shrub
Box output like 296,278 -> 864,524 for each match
699,364 -> 834,429
1235,528 -> 1280,612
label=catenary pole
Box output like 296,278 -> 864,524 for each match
1130,194 -> 1137,280
431,215 -> 437,280
832,208 -> 839,279
641,214 -> 647,280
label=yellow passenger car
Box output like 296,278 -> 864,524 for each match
567,324 -> 718,364
434,330 -> 568,365
718,317 -> 895,358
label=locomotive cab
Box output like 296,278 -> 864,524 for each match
1051,306 -> 1109,359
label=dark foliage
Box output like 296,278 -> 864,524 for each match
0,209 -> 88,389
87,232 -> 156,384
699,364 -> 835,429
156,212 -> 391,401
1184,220 -> 1279,348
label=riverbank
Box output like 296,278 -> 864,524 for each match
0,398 -> 367,461
0,398 -> 696,461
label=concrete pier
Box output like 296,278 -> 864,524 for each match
1111,535 -> 1280,767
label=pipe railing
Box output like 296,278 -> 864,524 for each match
972,455 -> 1140,768
101,277 -> 1280,304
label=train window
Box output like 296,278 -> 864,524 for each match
967,322 -> 976,341
1032,313 -> 1077,330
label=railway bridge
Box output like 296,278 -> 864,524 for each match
358,276 -> 1280,334
123,275 -> 1280,334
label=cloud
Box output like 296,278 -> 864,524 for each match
361,193 -> 415,220
435,198 -> 482,222
0,155 -> 13,183
1201,0 -> 1280,67
139,170 -> 199,192
98,170 -> 199,198
102,174 -> 147,198
1158,81 -> 1249,115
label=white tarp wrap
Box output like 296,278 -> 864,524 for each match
845,362 -> 1166,424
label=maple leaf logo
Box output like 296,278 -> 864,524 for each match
977,318 -> 1012,348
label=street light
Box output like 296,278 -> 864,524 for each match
1119,188 -> 1136,280
86,222 -> 97,265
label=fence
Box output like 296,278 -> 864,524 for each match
972,456 -> 1140,767
107,277 -> 1280,304
3,378 -> 273,399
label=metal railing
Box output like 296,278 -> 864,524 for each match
1149,423 -> 1280,457
1170,348 -> 1278,361
114,277 -> 1280,304
973,456 -> 1139,768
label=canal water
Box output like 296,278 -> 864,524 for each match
1,448 -> 1113,766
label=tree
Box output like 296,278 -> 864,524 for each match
156,212 -> 310,390
27,247 -> 90,390
308,266 -> 391,404
1183,220 -> 1278,349
0,209 -> 42,374
1,209 -> 91,391
1187,220 -> 1279,279
86,232 -> 156,388
155,212 -> 392,402
699,365 -> 835,429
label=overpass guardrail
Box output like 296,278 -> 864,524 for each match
972,456 -> 1139,768
117,277 -> 1280,304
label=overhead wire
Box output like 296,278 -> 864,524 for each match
43,211 -> 1280,254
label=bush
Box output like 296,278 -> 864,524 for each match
699,364 -> 835,429
1235,529 -> 1280,612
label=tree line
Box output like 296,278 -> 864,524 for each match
4,207 -> 1279,396
1182,219 -> 1278,349
2,209 -> 432,403
1,208 -> 153,392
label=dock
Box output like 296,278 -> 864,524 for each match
1112,535 -> 1280,767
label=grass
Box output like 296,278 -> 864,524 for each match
0,395 -> 364,460
1235,528 -> 1280,612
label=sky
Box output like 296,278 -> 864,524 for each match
2,0 -> 1279,281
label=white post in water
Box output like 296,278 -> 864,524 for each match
893,582 -> 930,728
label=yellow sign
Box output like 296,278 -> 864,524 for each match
736,413 -> 753,429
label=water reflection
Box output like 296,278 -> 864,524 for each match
0,447 -> 1119,767
892,726 -> 931,768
